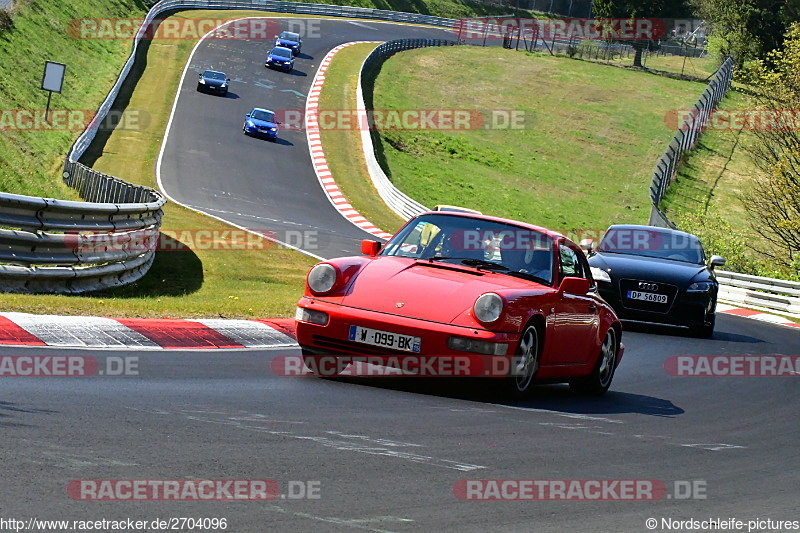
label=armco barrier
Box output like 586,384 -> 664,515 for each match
648,56 -> 735,228
716,271 -> 800,319
357,39 -> 462,220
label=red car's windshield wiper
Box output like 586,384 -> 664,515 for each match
459,259 -> 509,271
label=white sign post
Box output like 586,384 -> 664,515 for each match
41,61 -> 66,122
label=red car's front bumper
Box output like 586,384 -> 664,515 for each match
295,297 -> 520,377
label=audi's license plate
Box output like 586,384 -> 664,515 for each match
627,290 -> 668,304
349,326 -> 421,353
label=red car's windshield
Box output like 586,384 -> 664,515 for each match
381,214 -> 556,285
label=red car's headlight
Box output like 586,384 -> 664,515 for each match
307,263 -> 337,294
473,292 -> 503,324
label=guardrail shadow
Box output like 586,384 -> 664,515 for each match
79,28 -> 154,169
90,231 -> 204,298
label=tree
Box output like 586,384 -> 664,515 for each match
739,22 -> 800,268
592,0 -> 693,67
691,0 -> 800,66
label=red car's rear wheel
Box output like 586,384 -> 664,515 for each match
506,323 -> 541,399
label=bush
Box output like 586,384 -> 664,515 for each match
674,207 -> 800,281
674,208 -> 759,274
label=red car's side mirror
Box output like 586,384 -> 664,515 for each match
558,276 -> 591,295
361,240 -> 381,257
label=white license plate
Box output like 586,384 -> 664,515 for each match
627,290 -> 668,304
348,325 -> 421,353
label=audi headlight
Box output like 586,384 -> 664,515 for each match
270,127 -> 277,131
307,263 -> 337,294
474,293 -> 503,323
687,281 -> 713,292
198,79 -> 206,84
590,266 -> 611,283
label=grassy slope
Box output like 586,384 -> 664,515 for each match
660,90 -> 754,231
0,0 -> 149,198
370,47 -> 707,232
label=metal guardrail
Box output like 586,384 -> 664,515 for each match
648,56 -> 735,228
717,271 -> 800,318
356,39 -> 462,221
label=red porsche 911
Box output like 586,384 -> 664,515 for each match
295,211 -> 624,398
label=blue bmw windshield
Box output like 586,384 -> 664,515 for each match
251,110 -> 274,122
271,47 -> 292,58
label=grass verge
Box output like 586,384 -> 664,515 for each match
317,42 -> 407,235
369,47 -> 708,232
660,90 -> 754,231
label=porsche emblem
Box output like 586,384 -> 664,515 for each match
396,302 -> 405,308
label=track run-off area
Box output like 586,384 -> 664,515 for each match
2,18 -> 799,532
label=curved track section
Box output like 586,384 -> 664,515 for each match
158,19 -> 452,259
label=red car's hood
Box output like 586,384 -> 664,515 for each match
342,257 -> 536,324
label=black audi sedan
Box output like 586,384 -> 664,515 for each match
583,225 -> 725,337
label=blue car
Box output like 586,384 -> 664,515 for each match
243,108 -> 280,141
196,70 -> 229,95
265,46 -> 294,72
275,31 -> 302,55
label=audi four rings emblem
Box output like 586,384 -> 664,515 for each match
639,282 -> 658,291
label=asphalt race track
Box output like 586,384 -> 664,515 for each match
2,315 -> 799,531
3,17 -> 800,533
158,19 -> 456,258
